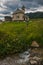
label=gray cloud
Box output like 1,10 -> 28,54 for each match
37,0 -> 43,5
21,0 -> 43,5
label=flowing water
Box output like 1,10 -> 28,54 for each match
0,49 -> 30,65
0,48 -> 43,65
17,49 -> 30,64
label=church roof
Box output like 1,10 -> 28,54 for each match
13,8 -> 24,14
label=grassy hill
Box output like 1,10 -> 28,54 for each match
0,19 -> 43,57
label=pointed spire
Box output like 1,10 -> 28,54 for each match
22,5 -> 25,12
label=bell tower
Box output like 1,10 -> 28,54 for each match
21,5 -> 25,13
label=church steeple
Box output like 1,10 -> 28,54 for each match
21,5 -> 25,12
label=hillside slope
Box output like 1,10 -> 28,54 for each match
26,12 -> 43,18
0,19 -> 43,57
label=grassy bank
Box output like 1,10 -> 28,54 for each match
0,19 -> 43,57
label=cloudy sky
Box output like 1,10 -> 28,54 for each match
0,0 -> 43,20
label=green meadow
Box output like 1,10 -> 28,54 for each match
0,18 -> 43,57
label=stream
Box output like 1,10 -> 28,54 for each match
17,49 -> 30,64
0,49 -> 31,65
0,48 -> 43,65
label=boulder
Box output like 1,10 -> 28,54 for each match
29,60 -> 38,65
31,41 -> 39,48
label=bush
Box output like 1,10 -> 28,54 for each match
0,31 -> 29,57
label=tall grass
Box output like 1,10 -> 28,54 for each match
0,19 -> 43,57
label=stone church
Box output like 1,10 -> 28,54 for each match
5,6 -> 29,21
12,6 -> 29,21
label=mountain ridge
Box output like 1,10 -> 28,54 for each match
26,12 -> 43,18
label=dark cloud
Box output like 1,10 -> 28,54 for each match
21,0 -> 33,2
21,0 -> 39,9
21,0 -> 43,5
37,0 -> 43,5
